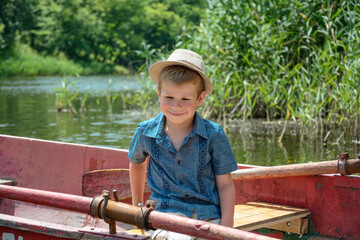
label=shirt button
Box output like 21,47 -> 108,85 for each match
177,160 -> 181,165
184,194 -> 189,198
179,181 -> 183,185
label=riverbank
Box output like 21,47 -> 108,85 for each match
0,44 -> 129,77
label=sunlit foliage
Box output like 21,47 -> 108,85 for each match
181,0 -> 360,125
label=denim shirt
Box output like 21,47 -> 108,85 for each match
128,112 -> 238,220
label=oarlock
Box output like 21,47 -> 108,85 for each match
338,153 -> 350,176
337,152 -> 360,176
89,189 -> 155,234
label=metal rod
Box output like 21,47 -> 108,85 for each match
0,184 -> 92,214
0,185 -> 276,240
148,211 -> 275,240
102,199 -> 276,239
232,157 -> 360,180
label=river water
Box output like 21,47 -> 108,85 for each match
1,75 -> 359,166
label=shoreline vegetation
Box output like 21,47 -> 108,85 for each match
1,0 -> 359,134
0,44 -> 83,77
0,44 -> 129,76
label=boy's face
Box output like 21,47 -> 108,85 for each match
158,81 -> 206,127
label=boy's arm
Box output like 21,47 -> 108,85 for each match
129,156 -> 148,206
216,173 -> 235,228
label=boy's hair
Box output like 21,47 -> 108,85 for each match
158,65 -> 205,96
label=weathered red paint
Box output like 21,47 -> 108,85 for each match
0,225 -> 64,240
82,169 -> 150,198
233,171 -> 360,240
1,134 -> 360,239
0,134 -> 129,195
334,174 -> 360,189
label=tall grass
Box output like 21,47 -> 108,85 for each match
175,0 -> 360,126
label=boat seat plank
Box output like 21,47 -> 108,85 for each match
233,202 -> 310,233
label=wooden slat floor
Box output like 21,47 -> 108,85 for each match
233,202 -> 310,233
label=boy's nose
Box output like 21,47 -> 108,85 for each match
173,99 -> 182,108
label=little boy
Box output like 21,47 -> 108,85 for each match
128,49 -> 238,238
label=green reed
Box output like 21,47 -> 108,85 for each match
105,79 -> 119,114
55,78 -> 88,114
174,0 -> 360,127
55,77 -> 138,116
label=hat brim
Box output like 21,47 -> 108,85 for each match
149,60 -> 213,94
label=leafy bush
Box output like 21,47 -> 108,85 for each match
0,44 -> 83,76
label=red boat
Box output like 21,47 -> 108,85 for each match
0,134 -> 359,240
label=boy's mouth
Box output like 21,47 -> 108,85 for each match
168,111 -> 185,117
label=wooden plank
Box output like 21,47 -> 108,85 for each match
234,205 -> 276,220
234,209 -> 309,231
267,218 -> 308,234
233,202 -> 310,232
245,202 -> 309,211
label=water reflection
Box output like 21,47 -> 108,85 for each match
227,119 -> 360,166
0,75 -> 359,166
0,75 -> 143,149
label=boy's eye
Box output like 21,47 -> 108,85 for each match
165,96 -> 173,99
182,98 -> 190,101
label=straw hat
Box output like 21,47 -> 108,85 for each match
148,49 -> 213,94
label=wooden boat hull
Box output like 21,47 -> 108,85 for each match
0,134 -> 359,239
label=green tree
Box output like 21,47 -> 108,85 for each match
1,0 -> 208,73
98,0 -> 146,66
30,0 -> 205,71
0,0 -> 36,55
149,0 -> 207,25
33,0 -> 107,62
140,3 -> 184,49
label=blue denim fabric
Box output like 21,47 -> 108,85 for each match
128,112 -> 238,220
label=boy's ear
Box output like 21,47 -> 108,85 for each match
197,91 -> 207,106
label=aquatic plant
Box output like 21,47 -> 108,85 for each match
55,78 -> 88,114
105,78 -> 120,115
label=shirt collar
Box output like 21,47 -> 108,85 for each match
142,113 -> 165,139
142,112 -> 208,140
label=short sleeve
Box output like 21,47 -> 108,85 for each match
128,125 -> 148,165
210,128 -> 238,175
